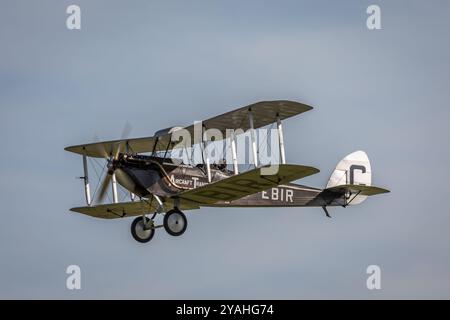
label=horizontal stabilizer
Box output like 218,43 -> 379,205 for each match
326,184 -> 390,196
178,164 -> 319,205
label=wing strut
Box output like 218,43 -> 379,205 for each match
202,124 -> 212,183
111,167 -> 119,204
230,130 -> 239,175
82,150 -> 92,206
248,109 -> 258,167
276,115 -> 286,164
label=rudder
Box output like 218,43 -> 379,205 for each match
326,150 -> 372,205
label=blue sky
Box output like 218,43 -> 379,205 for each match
1,0 -> 450,299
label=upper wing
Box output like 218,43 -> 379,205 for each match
64,100 -> 313,158
326,184 -> 390,196
64,136 -> 160,159
177,164 -> 319,205
182,100 -> 312,142
70,198 -> 200,219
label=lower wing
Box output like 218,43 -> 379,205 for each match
70,198 -> 200,219
177,164 -> 319,205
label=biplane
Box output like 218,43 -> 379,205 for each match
65,100 -> 389,243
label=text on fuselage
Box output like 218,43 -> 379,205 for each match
262,188 -> 294,202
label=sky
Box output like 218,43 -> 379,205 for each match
1,0 -> 450,299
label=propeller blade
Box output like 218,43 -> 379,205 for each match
96,173 -> 112,203
92,134 -> 109,159
113,142 -> 125,160
121,121 -> 132,140
94,143 -> 109,159
113,122 -> 133,159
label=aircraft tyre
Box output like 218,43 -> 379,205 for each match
163,209 -> 187,236
131,216 -> 155,243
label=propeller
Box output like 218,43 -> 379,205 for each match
95,122 -> 132,203
97,173 -> 112,203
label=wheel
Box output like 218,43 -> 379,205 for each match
131,216 -> 155,243
163,209 -> 187,236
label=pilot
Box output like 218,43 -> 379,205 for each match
217,158 -> 227,171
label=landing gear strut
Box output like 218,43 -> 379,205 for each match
130,195 -> 163,243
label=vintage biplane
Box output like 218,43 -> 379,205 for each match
65,100 -> 389,243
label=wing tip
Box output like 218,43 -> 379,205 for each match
275,100 -> 314,112
64,144 -> 85,155
69,207 -> 83,213
378,187 -> 391,194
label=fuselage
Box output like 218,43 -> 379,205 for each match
114,154 -> 346,208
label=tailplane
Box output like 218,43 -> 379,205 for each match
326,151 -> 388,205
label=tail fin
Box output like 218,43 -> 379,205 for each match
326,150 -> 372,205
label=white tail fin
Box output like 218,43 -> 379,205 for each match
326,151 -> 372,205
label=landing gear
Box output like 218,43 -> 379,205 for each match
131,216 -> 155,243
163,209 -> 187,236
130,207 -> 188,243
